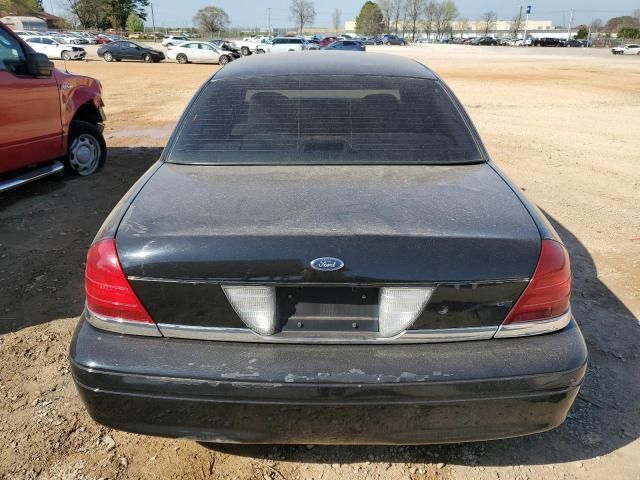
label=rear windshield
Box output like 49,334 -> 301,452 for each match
167,75 -> 483,165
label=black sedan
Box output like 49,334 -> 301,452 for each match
97,40 -> 165,62
71,52 -> 587,445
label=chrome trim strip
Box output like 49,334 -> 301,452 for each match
0,161 -> 64,193
127,277 -> 530,287
85,309 -> 162,337
493,310 -> 572,339
157,323 -> 499,344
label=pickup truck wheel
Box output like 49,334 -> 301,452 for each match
66,121 -> 106,176
103,52 -> 113,62
61,51 -> 72,61
176,53 -> 188,64
219,55 -> 229,65
241,47 -> 250,56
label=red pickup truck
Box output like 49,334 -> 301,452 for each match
0,22 -> 106,192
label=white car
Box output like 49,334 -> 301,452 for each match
234,36 -> 271,56
25,36 -> 87,60
53,33 -> 84,45
256,37 -> 309,54
166,41 -> 234,65
611,44 -> 640,55
162,35 -> 189,47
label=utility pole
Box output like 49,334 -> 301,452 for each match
150,3 -> 156,41
267,8 -> 271,35
515,5 -> 523,40
523,5 -> 531,45
567,8 -> 574,40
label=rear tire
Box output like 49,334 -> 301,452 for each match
385,41 -> 391,45
241,47 -> 250,56
143,53 -> 152,63
219,55 -> 229,65
65,121 -> 106,176
103,51 -> 113,62
176,53 -> 188,64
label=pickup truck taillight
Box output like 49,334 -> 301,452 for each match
85,239 -> 153,323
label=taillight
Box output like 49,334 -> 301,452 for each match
502,239 -> 571,325
85,239 -> 153,323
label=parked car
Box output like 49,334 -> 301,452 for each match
474,37 -> 498,46
67,32 -> 89,44
0,23 -> 106,192
95,34 -> 112,44
162,35 -> 189,47
381,34 -> 405,45
361,36 -> 384,45
71,52 -> 586,445
321,40 -> 365,52
166,41 -> 235,65
234,36 -> 271,56
24,36 -> 87,61
320,36 -> 338,47
256,37 -> 309,53
77,32 -> 98,44
563,39 -> 584,47
13,30 -> 33,38
97,41 -> 165,62
208,39 -> 242,57
611,44 -> 640,55
534,37 -> 562,47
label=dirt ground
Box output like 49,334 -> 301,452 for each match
1,45 -> 639,480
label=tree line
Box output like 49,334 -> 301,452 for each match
62,0 -> 149,30
356,0 -> 459,40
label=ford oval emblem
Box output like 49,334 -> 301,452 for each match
310,257 -> 344,272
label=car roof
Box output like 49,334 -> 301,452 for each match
213,52 -> 436,80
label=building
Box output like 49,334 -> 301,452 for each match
345,18 -> 563,39
1,15 -> 47,31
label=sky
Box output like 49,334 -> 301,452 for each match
52,0 -> 638,30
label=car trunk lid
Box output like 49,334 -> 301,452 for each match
115,163 -> 539,335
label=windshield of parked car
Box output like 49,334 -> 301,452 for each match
167,75 -> 483,165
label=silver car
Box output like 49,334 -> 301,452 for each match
611,44 -> 640,55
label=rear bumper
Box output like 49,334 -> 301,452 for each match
70,318 -> 587,444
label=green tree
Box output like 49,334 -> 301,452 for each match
0,0 -> 41,15
575,26 -> 588,39
617,27 -> 640,39
126,12 -> 143,31
604,15 -> 639,33
355,1 -> 384,35
108,0 -> 149,30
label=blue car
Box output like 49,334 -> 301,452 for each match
321,40 -> 366,51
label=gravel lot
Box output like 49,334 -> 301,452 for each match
1,44 -> 639,480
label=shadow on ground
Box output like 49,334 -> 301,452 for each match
0,147 -> 161,334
